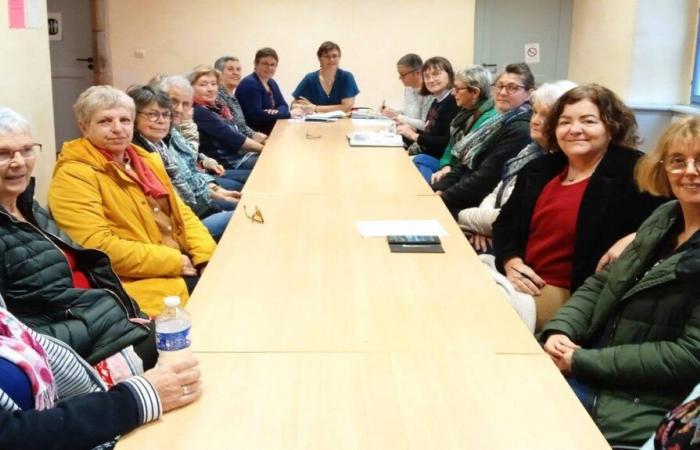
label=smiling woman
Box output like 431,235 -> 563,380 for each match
48,85 -> 216,317
492,84 -> 667,331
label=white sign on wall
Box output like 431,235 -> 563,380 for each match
524,43 -> 540,64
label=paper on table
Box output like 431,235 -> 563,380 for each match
351,118 -> 394,127
355,220 -> 448,237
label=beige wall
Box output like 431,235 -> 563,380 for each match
106,0 -> 475,109
568,0 -> 698,104
567,0 -> 638,98
0,0 -> 56,202
627,0 -> 698,104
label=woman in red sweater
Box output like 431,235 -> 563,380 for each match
492,84 -> 667,331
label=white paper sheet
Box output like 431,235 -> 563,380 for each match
351,118 -> 394,127
355,220 -> 448,237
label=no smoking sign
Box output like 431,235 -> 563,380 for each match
524,43 -> 540,64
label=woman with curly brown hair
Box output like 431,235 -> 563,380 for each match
492,84 -> 667,331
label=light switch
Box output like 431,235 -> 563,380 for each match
134,49 -> 145,59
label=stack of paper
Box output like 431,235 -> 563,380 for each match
305,111 -> 346,122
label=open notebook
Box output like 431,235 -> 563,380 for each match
347,131 -> 404,147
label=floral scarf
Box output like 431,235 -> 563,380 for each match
448,97 -> 495,152
494,142 -> 547,206
0,308 -> 56,410
453,103 -> 532,169
193,96 -> 234,122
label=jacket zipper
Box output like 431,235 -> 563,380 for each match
4,211 -> 148,329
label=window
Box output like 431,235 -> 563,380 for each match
693,9 -> 700,105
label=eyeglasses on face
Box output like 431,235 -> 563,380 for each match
452,86 -> 471,92
0,143 -> 41,164
661,155 -> 700,174
243,204 -> 264,224
138,110 -> 172,122
398,70 -> 416,79
491,83 -> 526,94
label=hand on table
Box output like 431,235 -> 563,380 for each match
252,132 -> 267,144
396,123 -> 418,142
382,107 -> 399,119
143,356 -> 202,412
467,233 -> 492,253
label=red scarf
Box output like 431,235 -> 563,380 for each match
193,95 -> 234,122
98,145 -> 169,198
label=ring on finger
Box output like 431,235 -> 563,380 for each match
182,385 -> 189,396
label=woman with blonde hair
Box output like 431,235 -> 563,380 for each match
49,85 -> 215,317
541,116 -> 700,447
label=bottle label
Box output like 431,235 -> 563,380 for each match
156,327 -> 191,352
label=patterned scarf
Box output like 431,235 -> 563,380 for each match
99,146 -> 169,198
495,142 -> 547,206
193,96 -> 234,122
454,103 -> 532,169
448,98 -> 495,153
0,308 -> 56,410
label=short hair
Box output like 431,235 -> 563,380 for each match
455,64 -> 493,101
188,65 -> 220,85
147,73 -> 168,90
496,63 -> 536,90
397,53 -> 423,71
317,41 -> 341,58
126,85 -> 171,112
160,75 -> 194,97
530,80 -> 577,110
255,47 -> 279,64
636,116 -> 700,197
543,84 -> 640,153
214,56 -> 239,72
0,107 -> 31,137
419,56 -> 455,96
73,85 -> 135,126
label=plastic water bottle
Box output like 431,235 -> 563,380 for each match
155,296 -> 191,361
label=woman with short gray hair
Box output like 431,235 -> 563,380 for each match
413,64 -> 499,182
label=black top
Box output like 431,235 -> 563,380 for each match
432,110 -> 532,215
492,145 -> 669,292
415,95 -> 460,158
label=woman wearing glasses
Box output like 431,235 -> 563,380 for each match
236,48 -> 302,135
48,85 -> 216,317
291,41 -> 359,114
539,116 -> 700,448
381,53 -> 432,131
396,56 -> 459,158
431,63 -> 534,215
128,85 -> 236,242
493,84 -> 666,331
412,64 -> 498,183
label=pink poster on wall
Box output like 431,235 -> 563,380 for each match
8,0 -> 26,29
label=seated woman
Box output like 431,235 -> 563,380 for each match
396,57 -> 460,158
0,301 -> 201,450
381,53 -> 432,131
189,65 -> 263,171
128,85 -> 237,242
291,41 -> 359,114
0,106 -> 157,369
458,80 -> 577,252
159,75 -> 250,188
412,64 -> 497,182
214,55 -> 268,143
493,84 -> 666,331
236,48 -> 302,135
431,63 -> 535,216
48,85 -> 216,317
541,116 -> 700,447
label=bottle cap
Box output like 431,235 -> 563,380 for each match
164,296 -> 181,308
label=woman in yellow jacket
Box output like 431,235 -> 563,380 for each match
49,85 -> 216,317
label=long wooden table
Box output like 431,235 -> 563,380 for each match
119,119 -> 610,449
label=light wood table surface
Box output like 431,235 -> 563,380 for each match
119,119 -> 608,448
188,192 -> 541,354
119,352 -> 610,450
243,119 -> 434,196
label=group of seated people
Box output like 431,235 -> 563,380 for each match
0,39 -> 698,448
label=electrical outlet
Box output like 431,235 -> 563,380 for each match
134,49 -> 145,59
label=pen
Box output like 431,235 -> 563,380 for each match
381,98 -> 385,111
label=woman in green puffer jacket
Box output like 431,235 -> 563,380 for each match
541,116 -> 700,447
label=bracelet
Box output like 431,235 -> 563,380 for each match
210,184 -> 221,192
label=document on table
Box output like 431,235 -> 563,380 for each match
305,111 -> 346,122
347,131 -> 403,147
355,220 -> 448,237
350,118 -> 394,127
